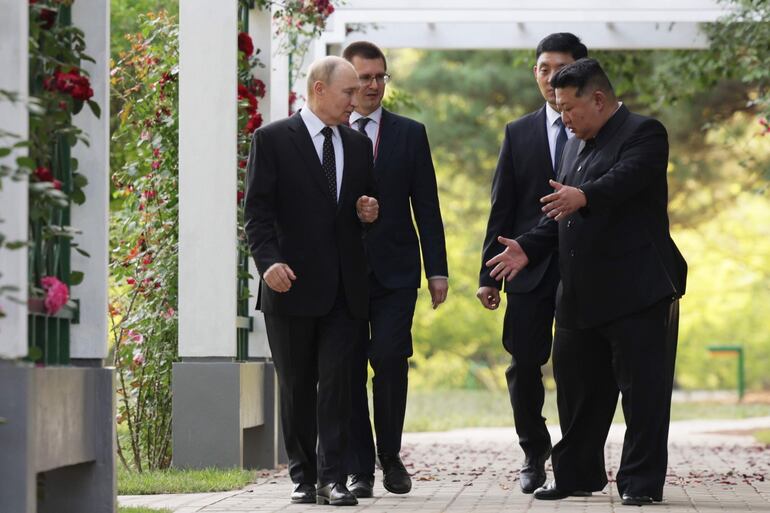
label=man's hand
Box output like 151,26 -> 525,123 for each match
486,236 -> 529,281
428,278 -> 448,309
476,286 -> 500,310
263,263 -> 296,292
356,195 -> 379,223
540,179 -> 587,221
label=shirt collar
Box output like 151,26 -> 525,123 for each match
350,106 -> 382,127
300,106 -> 340,139
545,102 -> 562,126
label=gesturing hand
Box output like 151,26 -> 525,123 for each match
486,236 -> 529,282
476,286 -> 500,310
263,263 -> 296,292
356,195 -> 379,223
540,179 -> 586,221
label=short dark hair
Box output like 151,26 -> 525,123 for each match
342,41 -> 387,71
550,58 -> 615,98
535,32 -> 588,61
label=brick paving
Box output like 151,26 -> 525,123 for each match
119,417 -> 770,512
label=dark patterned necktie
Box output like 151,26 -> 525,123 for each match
357,117 -> 371,135
554,117 -> 568,175
320,126 -> 337,202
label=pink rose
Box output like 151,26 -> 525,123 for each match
132,351 -> 145,366
127,329 -> 144,345
40,275 -> 69,315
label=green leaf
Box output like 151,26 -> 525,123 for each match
73,173 -> 88,188
27,347 -> 43,362
16,156 -> 36,169
70,271 -> 85,286
87,100 -> 101,119
74,246 -> 91,258
71,189 -> 86,205
0,148 -> 11,158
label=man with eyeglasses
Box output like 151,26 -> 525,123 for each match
342,41 -> 448,499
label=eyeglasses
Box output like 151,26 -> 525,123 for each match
358,73 -> 391,86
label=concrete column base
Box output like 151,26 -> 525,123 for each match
0,363 -> 116,513
172,360 -> 282,469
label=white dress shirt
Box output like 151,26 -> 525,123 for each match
349,107 -> 382,157
545,102 -> 574,170
300,106 -> 344,200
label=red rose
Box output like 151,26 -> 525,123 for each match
39,8 -> 57,30
251,79 -> 266,98
35,166 -> 53,182
238,160 -> 247,169
237,190 -> 245,204
238,83 -> 258,114
245,112 -> 263,133
238,32 -> 254,58
52,179 -> 63,190
71,83 -> 93,101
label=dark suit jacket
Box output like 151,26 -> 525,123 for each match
365,109 -> 448,289
517,105 -> 687,328
480,105 -> 558,293
244,112 -> 377,320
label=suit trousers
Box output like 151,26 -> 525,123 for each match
347,274 -> 418,475
264,282 -> 361,485
503,258 -> 559,459
551,298 -> 679,499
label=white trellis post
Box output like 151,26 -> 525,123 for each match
0,1 -> 115,511
174,0 -> 279,470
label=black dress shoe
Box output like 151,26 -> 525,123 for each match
519,446 -> 551,494
348,473 -> 374,498
378,453 -> 412,494
621,494 -> 653,506
316,482 -> 358,506
290,483 -> 316,504
533,481 -> 593,500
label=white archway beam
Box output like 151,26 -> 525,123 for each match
336,22 -> 710,50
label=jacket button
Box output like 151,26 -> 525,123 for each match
567,220 -> 573,227
569,249 -> 575,257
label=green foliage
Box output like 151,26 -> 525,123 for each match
117,466 -> 255,495
388,5 -> 770,392
110,12 -> 179,471
111,0 -> 178,57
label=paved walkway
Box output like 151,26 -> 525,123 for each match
120,417 -> 770,512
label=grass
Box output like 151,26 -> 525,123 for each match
117,466 -> 256,495
404,389 -> 770,432
119,508 -> 172,513
755,429 -> 770,445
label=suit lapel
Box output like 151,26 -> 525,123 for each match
287,113 -> 334,202
374,109 -> 399,174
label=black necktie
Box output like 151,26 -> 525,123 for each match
554,117 -> 568,174
357,117 -> 371,135
320,126 -> 337,202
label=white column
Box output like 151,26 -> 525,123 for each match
245,6 -> 290,358
179,0 -> 238,358
0,0 -> 29,359
70,0 -> 110,360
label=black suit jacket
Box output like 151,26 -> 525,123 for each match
365,109 -> 448,289
244,112 -> 377,319
517,105 -> 687,328
480,105 -> 558,293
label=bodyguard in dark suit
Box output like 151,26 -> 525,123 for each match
488,58 -> 687,506
342,41 -> 448,498
244,56 -> 379,507
477,33 -> 587,494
